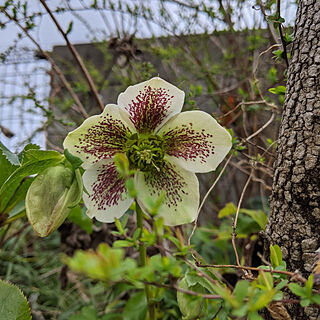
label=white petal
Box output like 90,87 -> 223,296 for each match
63,104 -> 134,168
135,161 -> 199,226
83,160 -> 134,223
117,77 -> 185,134
158,111 -> 232,173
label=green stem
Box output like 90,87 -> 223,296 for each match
136,202 -> 156,320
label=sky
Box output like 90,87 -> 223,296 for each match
0,0 -> 297,51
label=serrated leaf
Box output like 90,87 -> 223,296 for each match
0,280 -> 31,320
0,149 -> 18,187
18,144 -> 40,162
0,141 -> 20,165
21,149 -> 62,166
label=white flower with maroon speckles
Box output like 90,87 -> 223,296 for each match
63,77 -> 232,226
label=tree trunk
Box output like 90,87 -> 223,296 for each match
266,0 -> 320,318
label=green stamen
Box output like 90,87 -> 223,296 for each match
125,134 -> 165,172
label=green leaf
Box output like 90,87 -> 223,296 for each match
268,86 -> 286,96
300,298 -> 311,307
65,243 -> 137,282
184,269 -> 216,294
258,271 -> 273,290
0,280 -> 31,320
64,149 -> 83,170
177,278 -> 204,320
4,177 -> 34,214
21,148 -> 62,166
113,240 -> 134,248
18,144 -> 40,162
248,311 -> 263,320
311,294 -> 320,305
66,21 -> 73,35
270,244 -> 282,268
0,157 -> 63,213
218,202 -> 237,218
68,206 -> 93,234
305,274 -> 314,297
0,148 -> 19,188
289,283 -> 306,297
249,289 -> 276,311
240,209 -> 268,230
114,217 -> 124,234
123,291 -> 148,320
275,279 -> 288,291
68,305 -> 98,320
233,280 -> 250,303
0,141 -> 20,165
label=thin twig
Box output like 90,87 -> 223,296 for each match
39,0 -> 104,112
232,170 -> 253,266
219,100 -> 266,121
245,112 -> 276,142
196,263 -> 307,282
187,154 -> 233,248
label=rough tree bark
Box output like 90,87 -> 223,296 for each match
265,0 -> 320,319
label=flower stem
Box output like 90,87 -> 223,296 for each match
136,202 -> 155,320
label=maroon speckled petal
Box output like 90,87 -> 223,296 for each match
64,104 -> 134,167
83,160 -> 133,222
135,161 -> 199,226
117,77 -> 184,134
159,111 -> 232,173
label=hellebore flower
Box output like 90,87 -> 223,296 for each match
63,77 -> 231,226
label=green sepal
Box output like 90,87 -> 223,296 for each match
64,149 -> 83,170
68,168 -> 83,208
26,165 -> 81,237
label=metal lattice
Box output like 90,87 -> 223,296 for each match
0,48 -> 50,152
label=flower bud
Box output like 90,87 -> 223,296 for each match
26,165 -> 81,237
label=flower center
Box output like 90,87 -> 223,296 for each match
125,133 -> 165,172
